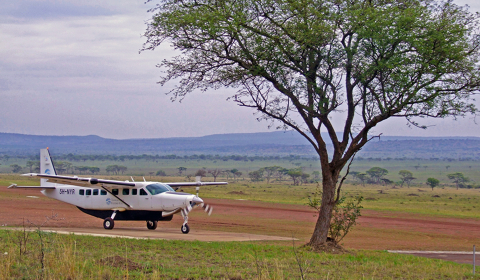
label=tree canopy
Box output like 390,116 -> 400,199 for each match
398,170 -> 416,187
447,172 -> 470,189
366,167 -> 388,184
144,0 -> 480,247
426,177 -> 440,190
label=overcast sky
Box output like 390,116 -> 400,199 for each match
1,0 -> 479,139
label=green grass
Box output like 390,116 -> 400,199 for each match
0,229 -> 477,279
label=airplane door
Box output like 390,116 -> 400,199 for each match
139,188 -> 153,209
84,188 -> 92,209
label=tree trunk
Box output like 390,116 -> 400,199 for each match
308,170 -> 338,246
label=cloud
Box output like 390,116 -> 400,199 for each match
0,0 -> 122,19
0,0 -> 479,139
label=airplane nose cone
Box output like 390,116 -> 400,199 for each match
192,196 -> 204,204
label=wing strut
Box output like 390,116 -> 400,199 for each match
101,185 -> 132,209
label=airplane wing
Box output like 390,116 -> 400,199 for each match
21,173 -> 136,189
166,181 -> 228,187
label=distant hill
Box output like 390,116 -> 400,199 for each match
0,132 -> 479,159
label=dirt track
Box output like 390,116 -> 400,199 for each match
2,187 -> 480,263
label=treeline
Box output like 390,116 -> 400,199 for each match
1,153 -> 316,162
2,153 -> 479,163
245,166 -> 320,186
350,167 -> 478,189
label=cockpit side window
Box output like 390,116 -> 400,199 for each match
146,184 -> 174,195
139,189 -> 148,196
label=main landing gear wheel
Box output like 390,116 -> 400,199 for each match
146,220 -> 157,230
181,224 -> 190,234
103,218 -> 114,230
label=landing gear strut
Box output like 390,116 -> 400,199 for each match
146,220 -> 157,230
180,209 -> 190,234
103,210 -> 117,230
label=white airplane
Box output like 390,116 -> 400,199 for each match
8,148 -> 227,234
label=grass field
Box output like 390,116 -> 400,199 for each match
0,229 -> 477,279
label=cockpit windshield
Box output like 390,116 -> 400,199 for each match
146,183 -> 174,195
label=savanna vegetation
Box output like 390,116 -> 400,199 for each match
1,155 -> 480,278
1,154 -> 478,189
1,228 -> 477,279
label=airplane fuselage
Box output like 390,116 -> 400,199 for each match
40,182 -> 198,219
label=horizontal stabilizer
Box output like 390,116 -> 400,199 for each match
8,183 -> 55,189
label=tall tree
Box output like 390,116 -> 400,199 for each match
366,167 -> 388,184
195,169 -> 207,177
398,170 -> 416,187
447,172 -> 470,189
426,177 -> 440,190
248,169 -> 264,182
287,169 -> 303,186
177,167 -> 187,176
144,0 -> 480,247
261,166 -> 281,183
10,164 -> 22,173
26,160 -> 38,173
207,168 -> 222,182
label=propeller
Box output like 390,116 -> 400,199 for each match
190,179 -> 213,216
201,203 -> 213,216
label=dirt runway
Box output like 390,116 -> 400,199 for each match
2,186 -> 480,253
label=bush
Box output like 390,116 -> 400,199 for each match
307,186 -> 363,244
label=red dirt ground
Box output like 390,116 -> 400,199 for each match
2,187 -> 480,263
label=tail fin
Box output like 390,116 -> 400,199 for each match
40,148 -> 57,187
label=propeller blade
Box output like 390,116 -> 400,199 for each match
203,204 -> 213,216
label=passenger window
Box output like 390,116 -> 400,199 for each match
132,189 -> 137,195
86,189 -> 92,196
93,189 -> 99,195
112,189 -> 119,195
100,190 -> 107,195
140,189 -> 148,196
79,189 -> 84,195
122,189 -> 129,195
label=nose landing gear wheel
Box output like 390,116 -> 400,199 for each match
181,224 -> 190,234
146,220 -> 157,230
103,218 -> 114,230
